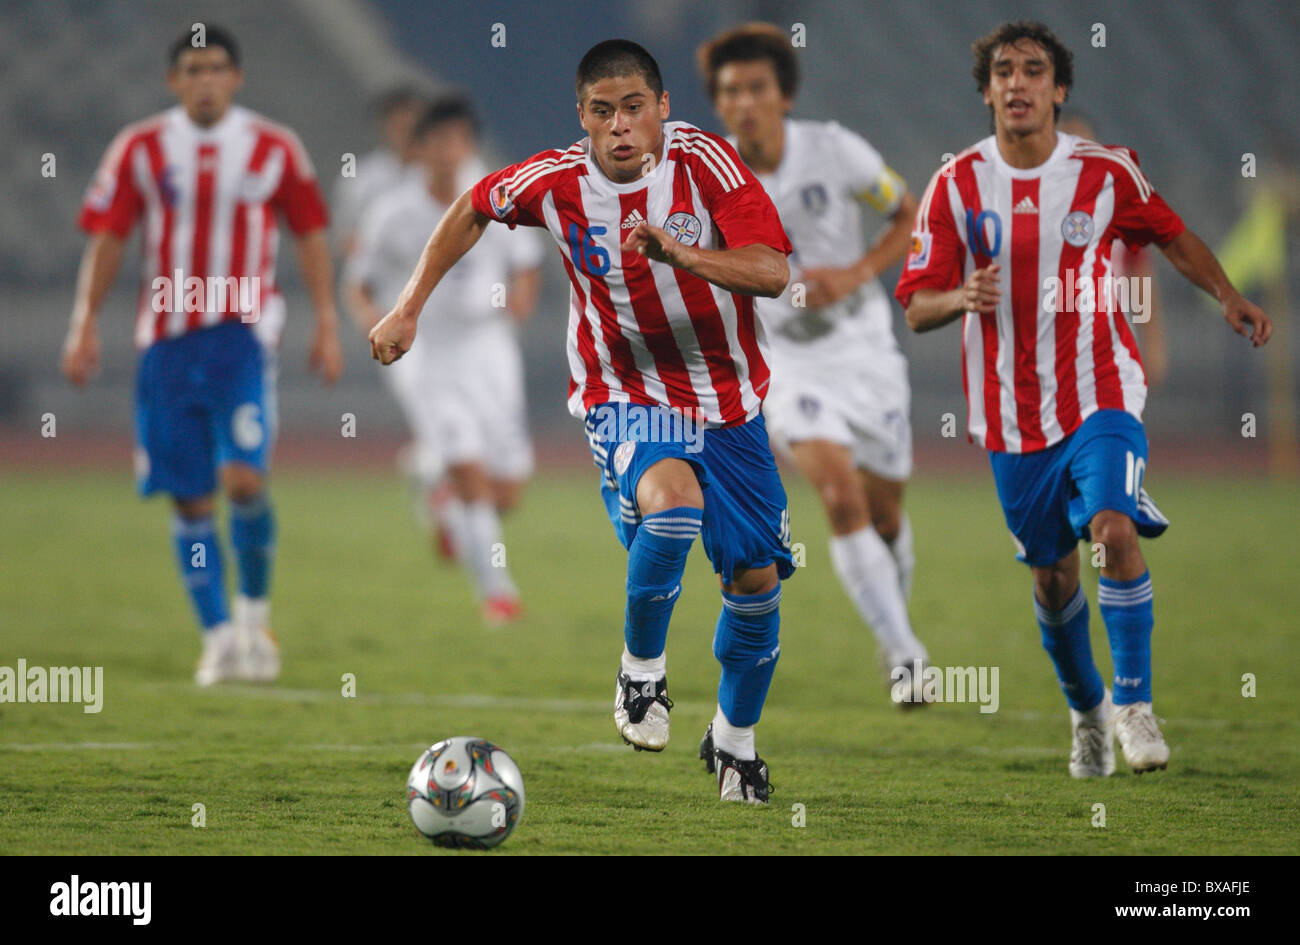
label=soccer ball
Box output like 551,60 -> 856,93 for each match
406,736 -> 525,849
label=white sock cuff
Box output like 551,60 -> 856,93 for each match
712,706 -> 755,761
622,646 -> 666,680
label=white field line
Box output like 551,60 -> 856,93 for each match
0,742 -> 153,751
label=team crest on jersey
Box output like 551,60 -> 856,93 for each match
85,172 -> 114,212
664,211 -> 702,246
613,440 -> 636,477
157,166 -> 179,207
798,395 -> 821,418
1061,210 -> 1094,247
907,231 -> 932,270
800,183 -> 829,216
490,183 -> 514,219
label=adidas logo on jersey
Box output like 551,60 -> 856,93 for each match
621,208 -> 647,230
1013,195 -> 1038,214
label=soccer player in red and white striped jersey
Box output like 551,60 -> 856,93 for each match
897,21 -> 1271,778
63,26 -> 343,685
370,40 -> 794,804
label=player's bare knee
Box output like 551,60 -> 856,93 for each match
820,481 -> 868,534
870,504 -> 902,542
636,459 -> 703,514
222,465 -> 263,503
1091,510 -> 1138,558
726,563 -> 779,597
1033,562 -> 1078,611
174,495 -> 214,520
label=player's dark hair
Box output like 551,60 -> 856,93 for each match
697,22 -> 799,101
414,95 -> 479,139
168,24 -> 240,68
374,85 -> 424,118
972,20 -> 1073,121
575,39 -> 663,102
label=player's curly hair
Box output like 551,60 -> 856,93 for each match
696,22 -> 799,102
972,20 -> 1074,121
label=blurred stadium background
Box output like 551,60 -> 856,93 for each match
2,0 -> 1297,472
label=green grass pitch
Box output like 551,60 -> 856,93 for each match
1,465 -> 1296,854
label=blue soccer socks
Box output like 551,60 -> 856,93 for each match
173,514 -> 228,631
624,507 -> 702,659
1098,571 -> 1155,705
229,492 -> 275,600
713,585 -> 782,728
1036,585 -> 1105,712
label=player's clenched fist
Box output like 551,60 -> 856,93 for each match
961,263 -> 1002,313
369,307 -> 417,364
621,222 -> 694,269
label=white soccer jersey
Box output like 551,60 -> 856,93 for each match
346,175 -> 544,337
740,119 -> 908,370
333,148 -> 417,243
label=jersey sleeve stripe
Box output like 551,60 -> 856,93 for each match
503,153 -> 585,201
674,131 -> 744,191
1073,145 -> 1152,201
678,130 -> 746,189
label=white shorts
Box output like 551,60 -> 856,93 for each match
383,326 -> 533,484
763,348 -> 913,481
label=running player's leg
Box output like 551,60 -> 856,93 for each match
791,439 -> 926,680
862,470 -> 914,601
211,324 -> 278,680
992,442 -> 1111,776
1068,411 -> 1169,771
697,415 -> 793,803
136,334 -> 238,684
710,560 -> 780,770
443,459 -> 521,620
612,457 -> 704,748
223,461 -> 274,641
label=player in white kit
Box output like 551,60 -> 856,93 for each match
700,24 -> 931,702
345,96 -> 542,622
333,86 -> 424,257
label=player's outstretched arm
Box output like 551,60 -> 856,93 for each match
620,222 -> 788,298
369,190 -> 491,364
905,264 -> 1001,333
294,229 -> 344,384
1158,229 -> 1272,347
62,232 -> 125,387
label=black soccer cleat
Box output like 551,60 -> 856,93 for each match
714,746 -> 773,805
699,722 -> 716,774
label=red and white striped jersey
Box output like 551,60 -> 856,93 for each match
895,132 -> 1185,453
470,120 -> 792,427
79,104 -> 328,350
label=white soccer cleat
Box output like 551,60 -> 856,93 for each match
715,748 -> 772,804
234,596 -> 280,683
1114,701 -> 1170,773
1069,689 -> 1115,778
613,670 -> 672,751
195,623 -> 244,687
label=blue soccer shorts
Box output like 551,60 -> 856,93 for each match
989,408 -> 1169,567
584,402 -> 796,584
134,321 -> 271,500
